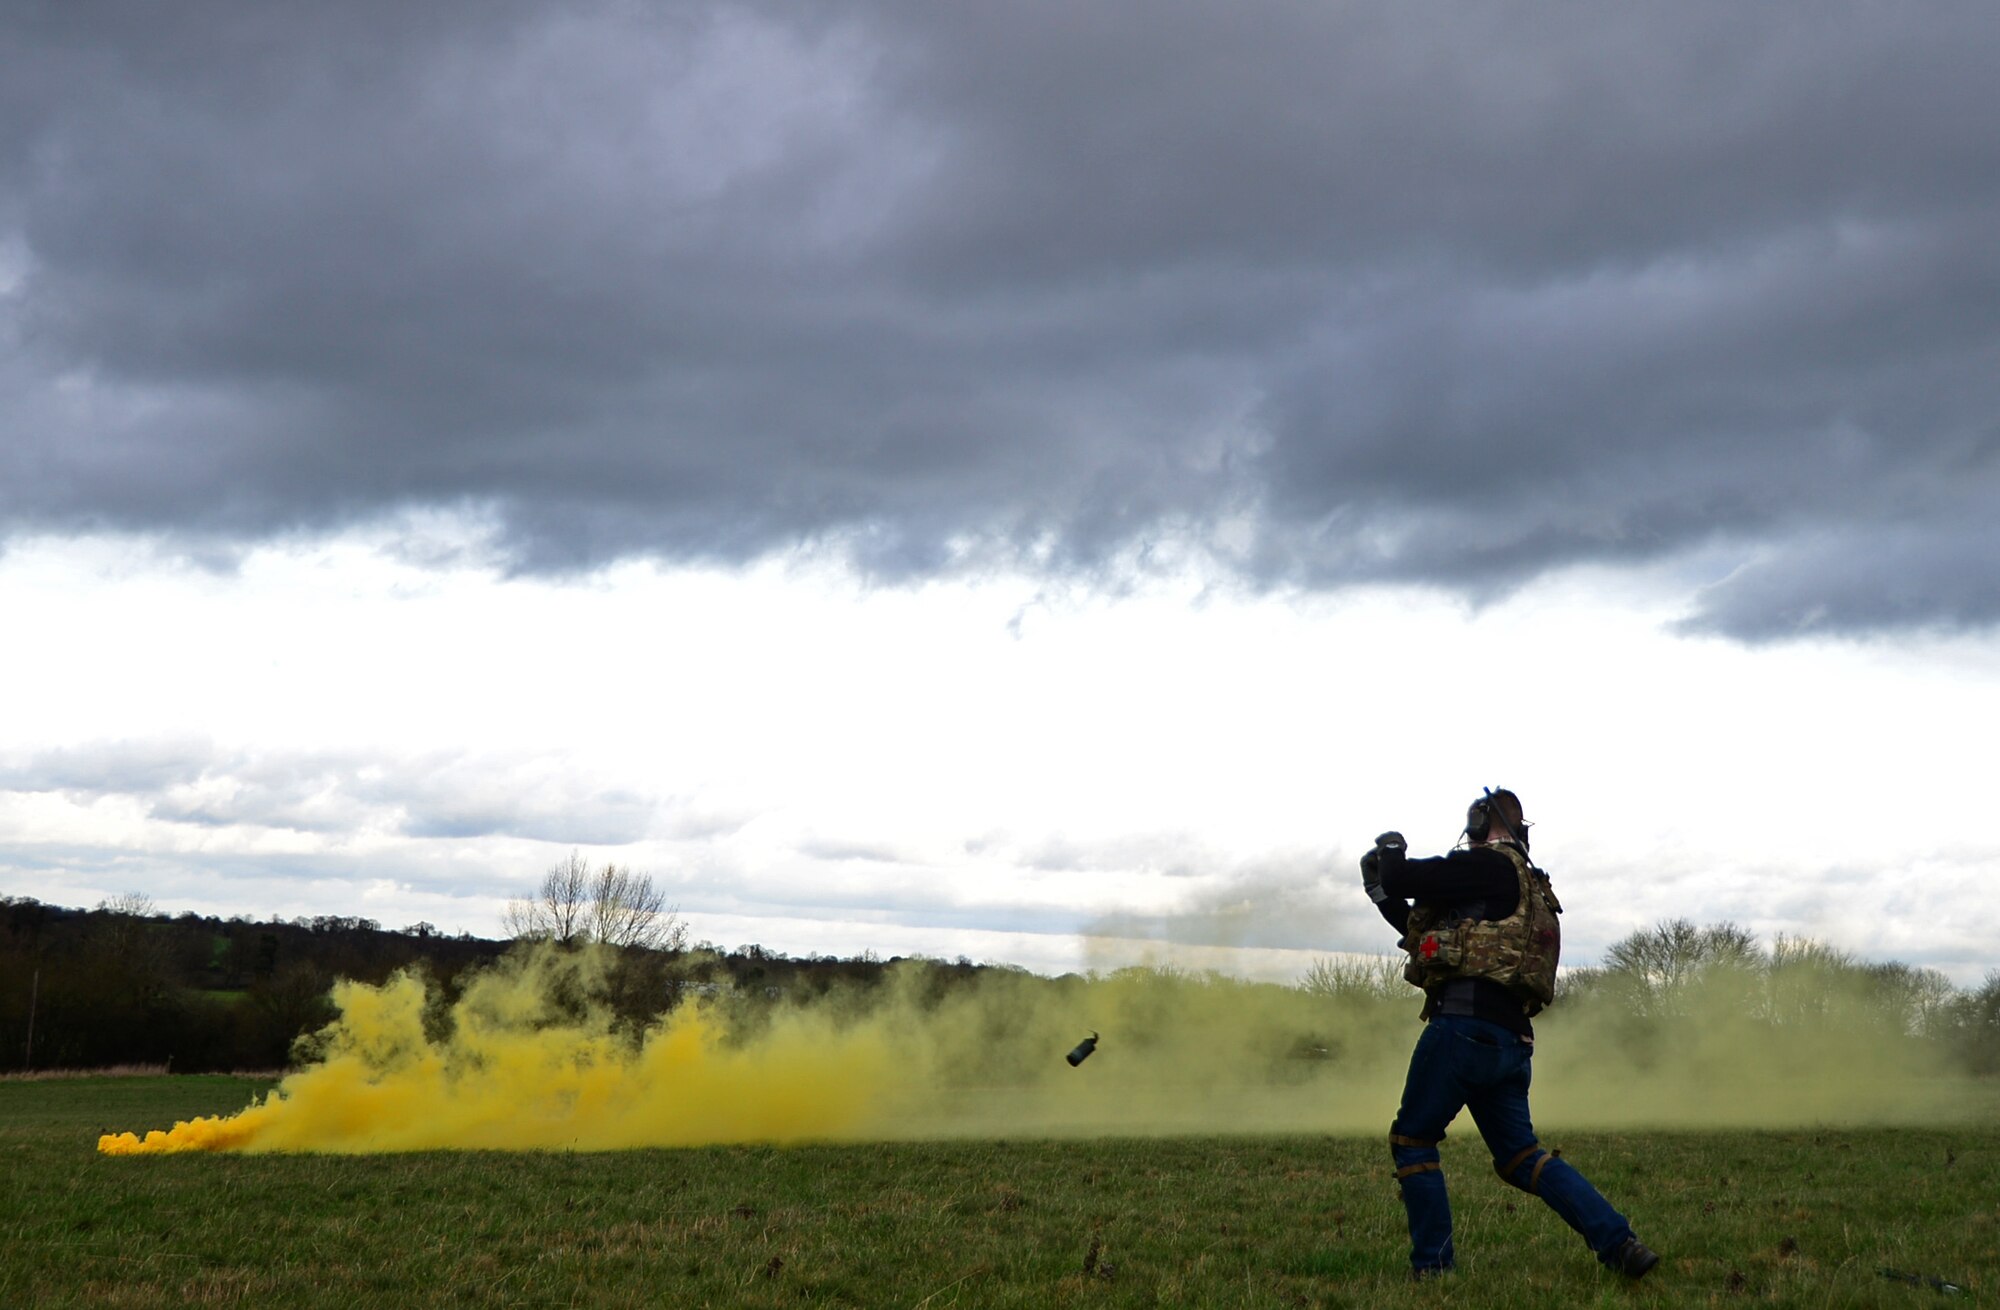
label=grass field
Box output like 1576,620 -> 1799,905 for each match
3,1076 -> 1993,1308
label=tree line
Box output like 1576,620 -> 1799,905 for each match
0,894 -> 510,1073
0,859 -> 975,1074
6,867 -> 1998,1078
1302,917 -> 2000,1076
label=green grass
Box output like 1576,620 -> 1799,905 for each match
3,1076 -> 1994,1308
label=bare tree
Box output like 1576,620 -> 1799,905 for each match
1602,918 -> 1762,1018
503,852 -> 591,945
583,862 -> 688,951
1761,933 -> 1857,1024
92,891 -> 170,975
97,891 -> 158,918
1856,960 -> 1959,1038
504,852 -> 687,952
1299,953 -> 1404,1002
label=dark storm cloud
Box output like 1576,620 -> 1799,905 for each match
4,2 -> 1998,637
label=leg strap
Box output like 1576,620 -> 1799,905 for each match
1497,1144 -> 1540,1181
1498,1143 -> 1562,1194
1391,1129 -> 1444,1183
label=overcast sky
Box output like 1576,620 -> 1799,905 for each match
3,2 -> 1997,983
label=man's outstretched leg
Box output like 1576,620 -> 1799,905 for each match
1494,1142 -> 1657,1274
1467,1042 -> 1659,1278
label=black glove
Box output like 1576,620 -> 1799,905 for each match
1359,847 -> 1385,903
1360,832 -> 1406,904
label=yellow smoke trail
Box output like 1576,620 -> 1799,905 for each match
98,947 -> 1413,1154
100,946 -> 894,1155
99,944 -> 1996,1156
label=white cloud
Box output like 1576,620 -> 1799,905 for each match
1,531 -> 1996,984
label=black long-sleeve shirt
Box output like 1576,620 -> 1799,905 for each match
1375,842 -> 1535,1037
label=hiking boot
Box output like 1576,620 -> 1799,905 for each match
1608,1237 -> 1660,1279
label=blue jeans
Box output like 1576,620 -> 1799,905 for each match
1390,1014 -> 1634,1272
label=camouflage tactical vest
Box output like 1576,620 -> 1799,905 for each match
1401,843 -> 1564,1015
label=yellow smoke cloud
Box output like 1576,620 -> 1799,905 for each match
100,946 -> 893,1155
99,945 -> 1413,1155
99,943 -> 1996,1156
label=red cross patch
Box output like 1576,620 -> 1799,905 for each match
1420,935 -> 1440,959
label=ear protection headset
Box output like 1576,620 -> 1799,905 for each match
1464,787 -> 1529,849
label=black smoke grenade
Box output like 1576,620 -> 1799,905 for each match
1066,1032 -> 1099,1067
